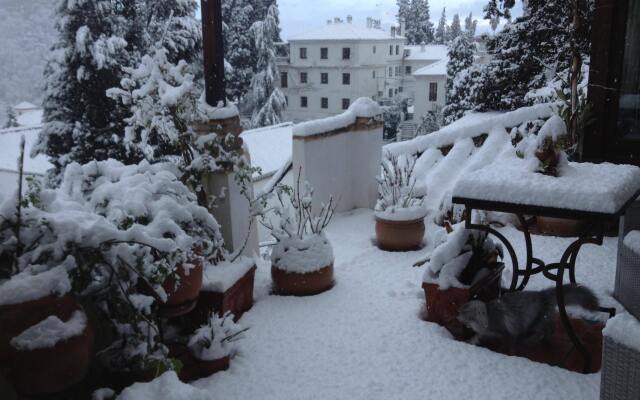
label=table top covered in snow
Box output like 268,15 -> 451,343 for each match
452,157 -> 640,218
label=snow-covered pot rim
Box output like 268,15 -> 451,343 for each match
270,234 -> 335,274
374,215 -> 427,224
374,207 -> 427,223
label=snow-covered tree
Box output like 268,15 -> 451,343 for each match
249,4 -> 286,128
223,0 -> 255,101
464,12 -> 477,37
3,107 -> 18,128
443,34 -> 476,124
434,8 -> 447,44
417,107 -> 443,135
475,0 -> 593,111
396,0 -> 411,34
35,0 -> 141,180
483,0 -> 501,33
447,14 -> 462,42
404,0 -> 434,45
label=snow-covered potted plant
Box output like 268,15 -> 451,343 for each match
0,144 -> 93,395
188,312 -> 247,378
375,152 -> 427,251
421,221 -> 503,340
262,171 -> 337,296
109,46 -> 259,323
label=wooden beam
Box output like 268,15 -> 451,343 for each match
200,0 -> 225,107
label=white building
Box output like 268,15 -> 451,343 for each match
400,44 -> 448,102
277,17 -> 405,122
412,59 -> 448,120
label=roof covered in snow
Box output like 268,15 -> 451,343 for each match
289,22 -> 404,41
241,122 -> 293,180
413,59 -> 448,76
405,45 -> 448,61
13,101 -> 38,110
0,126 -> 51,175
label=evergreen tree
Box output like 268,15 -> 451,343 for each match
404,0 -> 434,45
464,12 -> 477,37
447,14 -> 462,42
483,0 -> 501,33
442,34 -> 475,123
434,8 -> 447,44
223,0 -> 255,101
396,0 -> 411,36
250,4 -> 286,128
476,0 -> 593,111
35,0 -> 139,180
4,107 -> 18,128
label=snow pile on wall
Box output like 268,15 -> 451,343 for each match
241,122 -> 292,179
11,310 -> 86,351
603,312 -> 640,352
116,371 -> 212,400
623,231 -> 640,255
293,97 -> 382,138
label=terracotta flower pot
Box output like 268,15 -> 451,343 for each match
7,315 -> 94,396
189,266 -> 256,326
423,265 -> 503,340
535,216 -> 585,237
0,293 -> 77,364
195,355 -> 230,378
161,261 -> 204,317
375,217 -> 425,251
271,264 -> 334,296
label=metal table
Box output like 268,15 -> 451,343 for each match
452,192 -> 640,372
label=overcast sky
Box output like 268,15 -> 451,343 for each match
199,1 -> 522,40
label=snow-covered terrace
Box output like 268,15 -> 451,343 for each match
186,103 -> 619,399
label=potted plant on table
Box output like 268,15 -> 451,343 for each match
261,170 -> 337,296
421,221 -> 504,340
375,152 -> 427,251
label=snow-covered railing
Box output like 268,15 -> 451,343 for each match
385,103 -> 557,156
292,98 -> 384,213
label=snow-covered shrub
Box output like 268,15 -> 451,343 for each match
417,107 -> 444,136
188,312 -> 247,361
375,152 -> 426,221
424,221 -> 503,289
1,159 -> 225,371
107,47 -> 255,210
261,170 -> 336,272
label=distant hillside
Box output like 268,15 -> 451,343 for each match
0,0 -> 56,125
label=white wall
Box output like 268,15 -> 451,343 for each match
292,121 -> 383,213
413,75 -> 447,122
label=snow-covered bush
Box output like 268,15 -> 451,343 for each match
261,170 -> 336,272
1,159 -> 225,371
108,46 -> 255,210
188,312 -> 247,361
424,221 -> 503,289
375,152 -> 426,221
515,115 -> 570,177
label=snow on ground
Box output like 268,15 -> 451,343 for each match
191,209 -> 616,400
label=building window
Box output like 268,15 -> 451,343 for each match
373,45 -> 376,54
395,66 -> 400,76
300,72 -> 308,84
342,47 -> 351,60
394,88 -> 398,95
342,73 -> 350,85
389,45 -> 393,55
378,91 -> 383,98
399,86 -> 403,93
429,82 -> 438,101
321,47 -> 328,59
280,72 -> 288,88
395,45 -> 399,55
405,66 -> 412,75
388,67 -> 393,77
300,96 -> 308,108
321,72 -> 328,84
388,88 -> 393,98
342,98 -> 350,110
321,97 -> 328,109
299,47 -> 307,59
285,96 -> 288,105
372,70 -> 376,78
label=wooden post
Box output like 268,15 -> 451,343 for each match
201,0 -> 226,107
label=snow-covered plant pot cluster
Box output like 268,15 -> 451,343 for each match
0,159 -> 225,379
261,171 -> 337,296
422,222 -> 503,339
374,152 -> 427,251
188,312 -> 247,377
